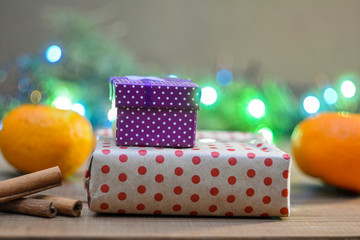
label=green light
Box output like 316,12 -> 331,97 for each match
247,99 -> 265,118
341,80 -> 356,98
201,86 -> 217,105
257,127 -> 273,143
52,96 -> 72,110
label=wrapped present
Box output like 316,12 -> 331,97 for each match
84,132 -> 291,217
110,76 -> 201,148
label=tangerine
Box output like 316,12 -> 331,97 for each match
0,104 -> 94,178
291,112 -> 360,192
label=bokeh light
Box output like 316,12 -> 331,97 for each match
53,96 -> 72,109
167,74 -> 178,78
216,69 -> 233,87
45,45 -> 62,63
107,108 -> 117,122
257,127 -> 273,143
340,80 -> 356,98
71,103 -> 86,116
201,86 -> 217,105
18,77 -> 31,92
247,99 -> 265,118
303,96 -> 320,114
30,90 -> 41,104
323,87 -> 338,105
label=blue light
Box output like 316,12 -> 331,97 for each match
167,74 -> 178,78
323,87 -> 338,105
45,45 -> 62,63
216,69 -> 233,87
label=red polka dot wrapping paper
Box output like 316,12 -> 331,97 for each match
84,134 -> 291,217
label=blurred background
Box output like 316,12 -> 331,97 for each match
1,0 -> 360,143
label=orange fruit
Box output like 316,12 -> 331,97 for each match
0,104 -> 94,178
291,112 -> 360,192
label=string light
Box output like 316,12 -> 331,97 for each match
167,75 -> 178,78
216,69 -> 233,87
257,127 -> 273,143
247,99 -> 265,118
200,86 -> 217,105
53,96 -> 72,109
107,108 -> 117,122
303,96 -> 320,114
71,103 -> 86,116
30,90 -> 41,104
323,87 -> 338,105
341,80 -> 356,98
45,45 -> 62,63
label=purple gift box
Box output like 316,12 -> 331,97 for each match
110,76 -> 201,147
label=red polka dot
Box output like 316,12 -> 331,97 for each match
225,212 -> 234,216
138,150 -> 147,156
211,168 -> 220,177
228,176 -> 237,185
209,205 -> 217,212
192,148 -> 200,150
119,154 -> 128,163
153,210 -> 162,215
246,188 -> 255,197
191,194 -> 199,202
189,211 -> 198,216
155,174 -> 164,183
156,155 -> 164,164
138,166 -> 147,175
264,158 -> 273,167
84,170 -> 89,178
101,184 -> 109,193
136,204 -> 145,211
211,152 -> 220,158
119,146 -> 128,149
280,207 -> 289,215
283,170 -> 289,179
261,213 -> 269,217
228,157 -> 237,166
227,149 -> 235,151
263,196 -> 271,204
174,186 -> 183,195
154,193 -> 163,201
117,209 -> 126,214
256,143 -> 263,147
282,189 -> 289,197
247,169 -> 256,178
173,204 -> 181,212
244,206 -> 253,213
245,148 -> 252,150
264,177 -> 272,186
101,165 -> 110,174
102,149 -> 110,155
210,187 -> 219,196
227,195 -> 235,203
137,185 -> 146,194
192,175 -> 200,184
192,156 -> 201,165
210,147 -> 218,149
175,150 -> 183,157
174,167 -> 183,176
283,154 -> 291,160
118,192 -> 126,200
100,203 -> 109,210
247,153 -> 255,159
118,173 -> 127,182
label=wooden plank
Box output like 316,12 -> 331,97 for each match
0,148 -> 360,239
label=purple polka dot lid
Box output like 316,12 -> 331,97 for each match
110,76 -> 201,148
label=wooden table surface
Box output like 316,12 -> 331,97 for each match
0,144 -> 360,239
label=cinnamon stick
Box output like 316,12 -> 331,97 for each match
0,167 -> 62,203
0,198 -> 57,218
30,195 -> 83,217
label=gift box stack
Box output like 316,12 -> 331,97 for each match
84,76 -> 291,217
